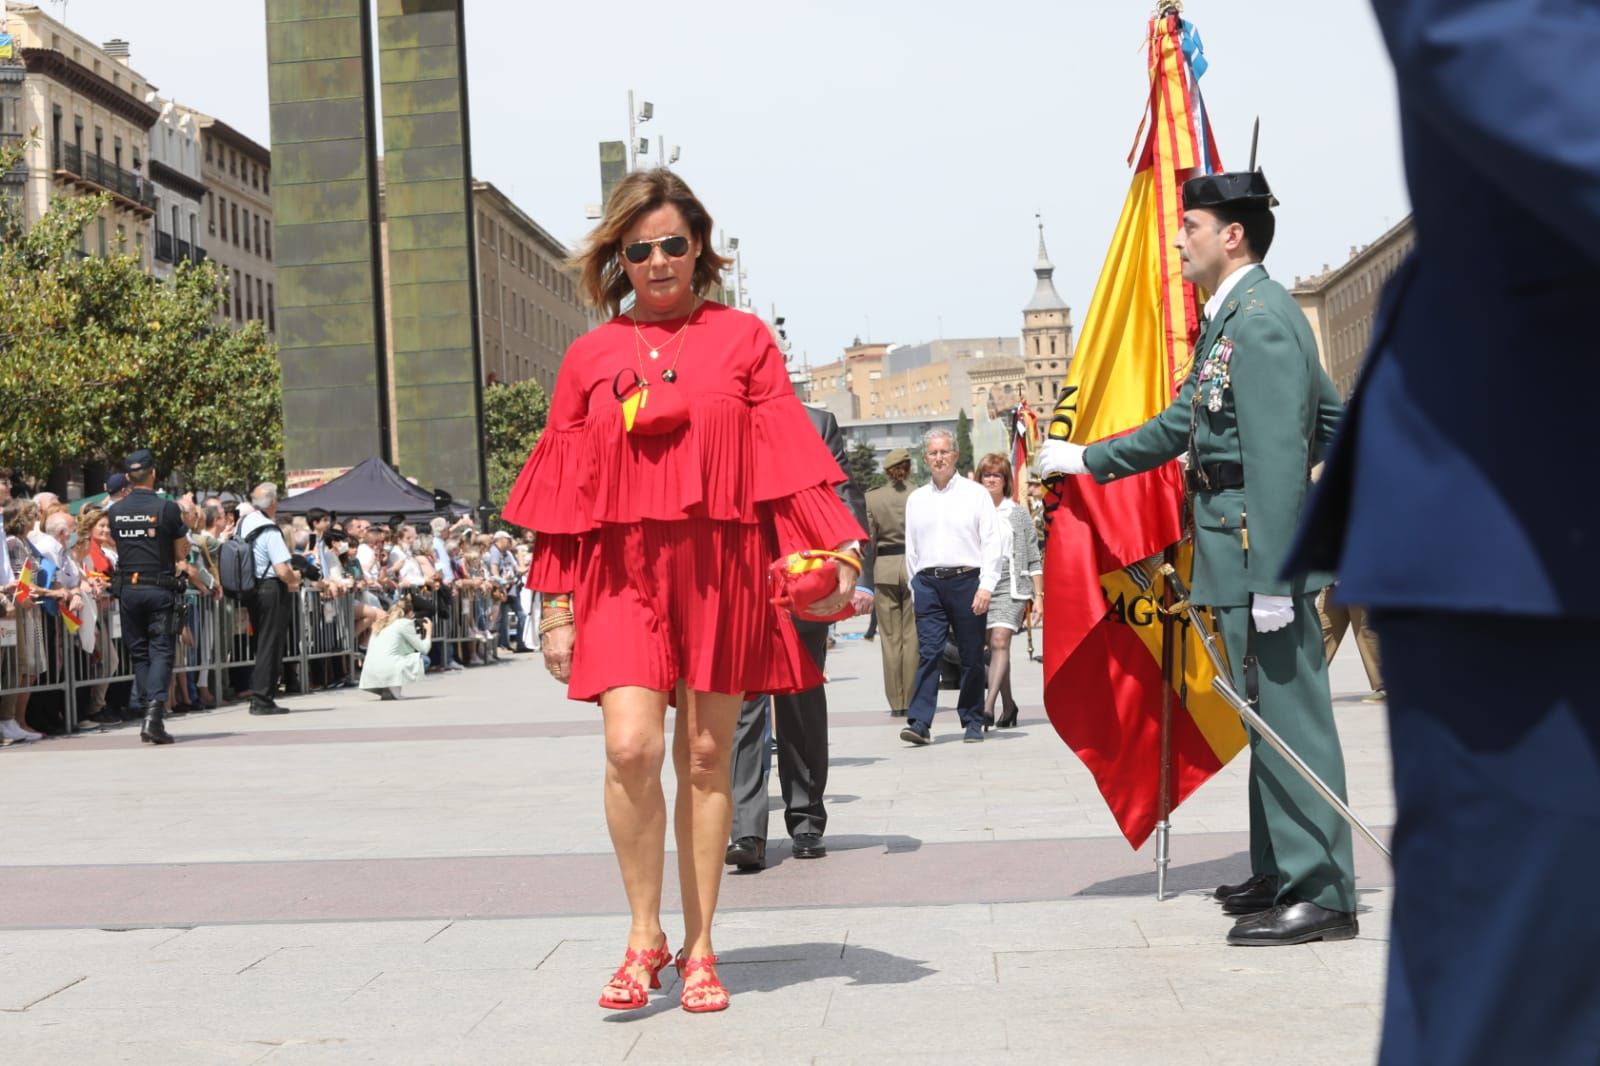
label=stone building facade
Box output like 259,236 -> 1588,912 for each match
1021,223 -> 1074,407
146,96 -> 205,280
197,114 -> 274,335
471,179 -> 589,391
1291,216 -> 1415,399
3,6 -> 156,263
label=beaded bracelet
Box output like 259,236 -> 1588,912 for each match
538,610 -> 574,635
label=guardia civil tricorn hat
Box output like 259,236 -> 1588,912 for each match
1182,170 -> 1279,210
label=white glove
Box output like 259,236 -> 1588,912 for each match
1039,440 -> 1088,477
1251,594 -> 1295,633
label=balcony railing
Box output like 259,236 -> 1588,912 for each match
55,142 -> 155,210
154,230 -> 206,266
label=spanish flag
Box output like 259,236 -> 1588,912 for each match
60,602 -> 82,635
15,558 -> 36,604
1010,400 -> 1039,504
1042,12 -> 1246,848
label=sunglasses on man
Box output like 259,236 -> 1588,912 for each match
622,235 -> 691,264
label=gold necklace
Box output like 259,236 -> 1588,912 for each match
632,298 -> 698,384
631,298 -> 699,362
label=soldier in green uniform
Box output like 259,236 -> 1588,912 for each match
865,449 -> 916,718
1041,171 -> 1356,946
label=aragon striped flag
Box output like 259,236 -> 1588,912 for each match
1041,11 -> 1247,848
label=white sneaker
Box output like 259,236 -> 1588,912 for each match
1,720 -> 41,742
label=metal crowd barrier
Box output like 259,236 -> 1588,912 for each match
409,584 -> 502,665
1,585 -> 362,736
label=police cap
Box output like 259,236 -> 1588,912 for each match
122,448 -> 157,474
1182,170 -> 1279,210
105,472 -> 129,494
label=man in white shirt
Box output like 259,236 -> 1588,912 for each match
237,483 -> 301,715
901,428 -> 1001,745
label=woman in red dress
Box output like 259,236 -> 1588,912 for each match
503,170 -> 864,1013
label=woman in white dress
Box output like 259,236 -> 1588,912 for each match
358,600 -> 433,700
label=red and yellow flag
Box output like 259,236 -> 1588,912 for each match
1043,12 -> 1245,848
1011,400 -> 1039,503
15,558 -> 36,604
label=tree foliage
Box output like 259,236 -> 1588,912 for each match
955,408 -> 975,475
0,141 -> 282,489
845,438 -> 887,493
483,377 -> 549,515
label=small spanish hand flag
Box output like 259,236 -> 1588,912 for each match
15,558 -> 36,604
60,602 -> 82,635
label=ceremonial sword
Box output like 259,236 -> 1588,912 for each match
1129,558 -> 1392,862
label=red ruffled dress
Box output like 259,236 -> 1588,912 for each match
502,302 -> 865,703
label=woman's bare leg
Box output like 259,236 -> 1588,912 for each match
672,685 -> 741,1006
598,685 -> 670,1003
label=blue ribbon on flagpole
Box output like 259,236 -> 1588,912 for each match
1180,19 -> 1213,174
1179,20 -> 1207,80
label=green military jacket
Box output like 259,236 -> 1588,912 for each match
865,480 -> 912,588
1084,266 -> 1340,607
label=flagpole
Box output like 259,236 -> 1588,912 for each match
1154,543 -> 1177,900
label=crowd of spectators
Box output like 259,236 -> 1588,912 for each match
0,470 -> 534,744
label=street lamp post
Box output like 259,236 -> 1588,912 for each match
627,91 -> 653,171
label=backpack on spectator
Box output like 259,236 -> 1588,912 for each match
218,525 -> 273,600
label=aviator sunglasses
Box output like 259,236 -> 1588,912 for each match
622,234 -> 691,263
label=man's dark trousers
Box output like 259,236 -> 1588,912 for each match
1375,611 -> 1600,1066
246,577 -> 290,703
731,619 -> 830,842
908,569 -> 986,731
119,586 -> 177,706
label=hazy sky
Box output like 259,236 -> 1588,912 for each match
42,0 -> 1410,366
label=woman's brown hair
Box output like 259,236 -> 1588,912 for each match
569,168 -> 733,318
74,508 -> 104,553
976,453 -> 1013,499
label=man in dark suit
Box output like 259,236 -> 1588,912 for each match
726,405 -> 873,870
1289,3 -> 1600,1061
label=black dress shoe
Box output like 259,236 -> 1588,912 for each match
248,701 -> 290,716
792,833 -> 826,859
1213,872 -> 1278,902
725,837 -> 765,871
1227,900 -> 1359,946
1222,878 -> 1282,915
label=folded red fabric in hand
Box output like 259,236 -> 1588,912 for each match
769,549 -> 860,623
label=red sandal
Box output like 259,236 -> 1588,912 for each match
675,950 -> 730,1013
597,934 -> 672,1010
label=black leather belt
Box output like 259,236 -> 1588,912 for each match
1186,461 -> 1245,493
112,572 -> 181,590
876,546 -> 905,556
924,565 -> 977,579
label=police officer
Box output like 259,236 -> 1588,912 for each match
107,449 -> 191,745
1041,171 -> 1355,946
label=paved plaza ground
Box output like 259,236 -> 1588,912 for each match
0,618 -> 1394,1064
